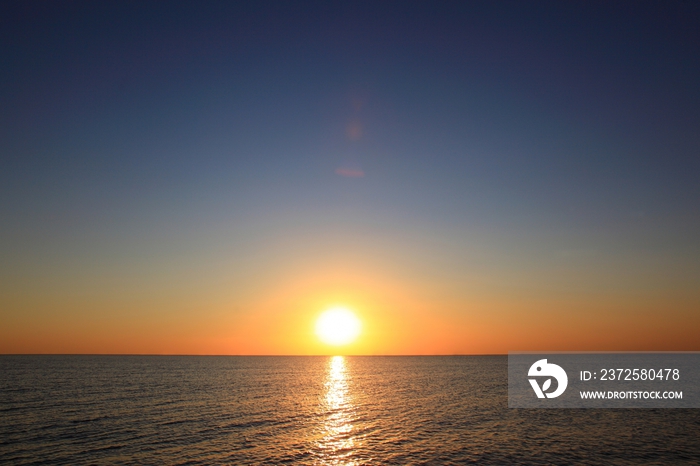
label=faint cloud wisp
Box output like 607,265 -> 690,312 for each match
335,167 -> 365,178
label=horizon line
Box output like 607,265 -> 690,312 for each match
1,353 -> 509,357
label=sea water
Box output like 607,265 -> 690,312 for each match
1,355 -> 699,465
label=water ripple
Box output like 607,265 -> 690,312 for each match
1,355 -> 699,465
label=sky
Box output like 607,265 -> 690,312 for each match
1,1 -> 699,354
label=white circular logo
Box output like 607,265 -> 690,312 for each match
528,359 -> 568,398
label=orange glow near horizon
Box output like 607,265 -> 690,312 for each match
2,253 -> 700,355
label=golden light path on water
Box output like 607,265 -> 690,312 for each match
317,356 -> 358,465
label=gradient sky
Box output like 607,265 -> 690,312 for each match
1,1 -> 699,354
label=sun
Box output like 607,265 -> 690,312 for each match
315,307 -> 361,346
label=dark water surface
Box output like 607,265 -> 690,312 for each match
1,356 -> 699,465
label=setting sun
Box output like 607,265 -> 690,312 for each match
315,307 -> 361,346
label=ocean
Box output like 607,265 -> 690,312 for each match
1,355 -> 699,465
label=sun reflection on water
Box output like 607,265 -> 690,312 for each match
317,356 -> 357,465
